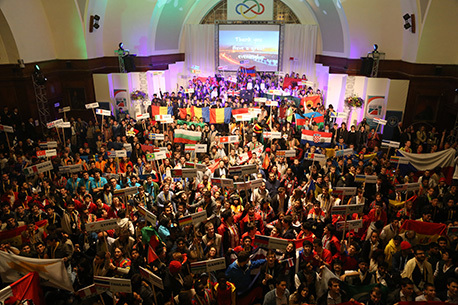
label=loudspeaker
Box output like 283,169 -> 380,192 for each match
360,57 -> 374,76
124,55 -> 136,72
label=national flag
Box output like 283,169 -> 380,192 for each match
191,106 -> 203,120
208,159 -> 221,173
227,90 -> 240,96
243,66 -> 256,77
253,235 -> 270,247
302,112 -> 324,124
141,226 -> 162,249
400,220 -> 447,245
0,272 -> 44,305
390,156 -> 400,163
77,284 -> 99,299
281,257 -> 294,268
398,148 -> 456,183
0,251 -> 74,291
179,108 -> 188,120
301,95 -> 321,108
262,154 -> 270,170
306,179 -> 315,195
301,130 -> 332,147
266,116 -> 272,126
355,175 -> 366,183
232,108 -> 250,116
329,111 -> 338,118
253,123 -> 263,134
151,106 -> 168,117
179,215 -> 192,226
295,114 -> 308,126
210,109 -> 225,124
362,153 -> 377,161
174,129 -> 202,144
0,220 -> 48,247
147,240 -> 159,264
202,107 -> 210,123
185,144 -> 196,152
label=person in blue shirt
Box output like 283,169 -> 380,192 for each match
226,250 -> 265,303
91,170 -> 107,195
79,171 -> 94,194
66,173 -> 81,194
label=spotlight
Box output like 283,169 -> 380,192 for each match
89,14 -> 101,32
373,44 -> 378,52
404,23 -> 411,30
119,42 -> 124,51
35,65 -> 40,72
93,23 -> 100,29
403,13 -> 411,21
94,15 -> 100,21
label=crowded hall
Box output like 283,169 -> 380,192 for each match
0,0 -> 457,304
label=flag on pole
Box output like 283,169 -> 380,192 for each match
0,272 -> 44,305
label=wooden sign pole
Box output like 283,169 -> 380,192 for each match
4,132 -> 11,150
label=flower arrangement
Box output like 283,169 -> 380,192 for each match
131,90 -> 148,101
345,96 -> 364,108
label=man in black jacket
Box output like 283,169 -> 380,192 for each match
387,277 -> 415,304
317,278 -> 351,305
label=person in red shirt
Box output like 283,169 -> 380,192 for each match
213,273 -> 236,305
312,239 -> 332,268
296,221 -> 316,242
364,201 -> 387,239
239,204 -> 265,235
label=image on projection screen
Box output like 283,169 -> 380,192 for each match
219,25 -> 280,72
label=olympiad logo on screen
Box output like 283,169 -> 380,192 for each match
228,0 -> 273,20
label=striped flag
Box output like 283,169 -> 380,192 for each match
303,112 -> 324,124
281,257 -> 295,268
295,114 -> 308,126
77,284 -> 99,299
93,276 -> 111,291
355,175 -> 366,183
174,129 -> 202,144
178,215 -> 192,226
151,106 -> 168,117
190,261 -> 207,274
185,144 -> 196,152
301,130 -> 332,147
253,235 -> 270,247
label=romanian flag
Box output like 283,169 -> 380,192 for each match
174,129 -> 202,144
151,106 -> 168,117
191,106 -> 202,120
202,107 -> 210,123
301,95 -> 322,108
400,220 -> 447,245
210,108 -> 225,124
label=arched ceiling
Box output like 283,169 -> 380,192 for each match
0,0 -> 457,65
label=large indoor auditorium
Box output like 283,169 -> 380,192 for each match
0,0 -> 457,304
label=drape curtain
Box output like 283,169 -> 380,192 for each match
184,24 -> 215,76
282,24 -> 318,81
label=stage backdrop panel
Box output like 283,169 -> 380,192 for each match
282,24 -> 318,80
227,0 -> 273,21
184,24 -> 215,76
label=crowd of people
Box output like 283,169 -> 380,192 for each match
0,71 -> 457,305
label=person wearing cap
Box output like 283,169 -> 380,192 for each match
166,260 -> 184,297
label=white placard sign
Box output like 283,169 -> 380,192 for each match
304,153 -> 326,161
373,118 -> 387,125
241,164 -> 257,175
39,141 -> 58,149
148,133 -> 165,140
336,219 -> 363,231
139,267 -> 164,290
146,151 -> 166,161
136,113 -> 150,120
195,144 -> 207,153
335,148 -> 354,157
250,179 -> 263,189
155,114 -> 172,121
254,235 -> 289,250
58,106 -> 71,113
254,97 -> 267,103
266,100 -> 278,107
57,122 -> 71,128
0,124 -> 14,133
59,164 -> 83,173
137,206 -> 157,225
47,119 -> 63,129
95,109 -> 111,116
86,219 -> 119,232
114,186 -> 138,197
334,187 -> 357,196
382,140 -> 401,148
85,102 -> 99,109
107,150 -> 127,158
263,132 -> 282,139
277,150 -> 296,157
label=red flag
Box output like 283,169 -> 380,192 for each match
262,154 -> 270,170
4,272 -> 44,305
179,109 -> 188,120
400,220 -> 446,245
147,242 -> 159,264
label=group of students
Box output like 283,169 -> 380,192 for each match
0,73 -> 457,305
